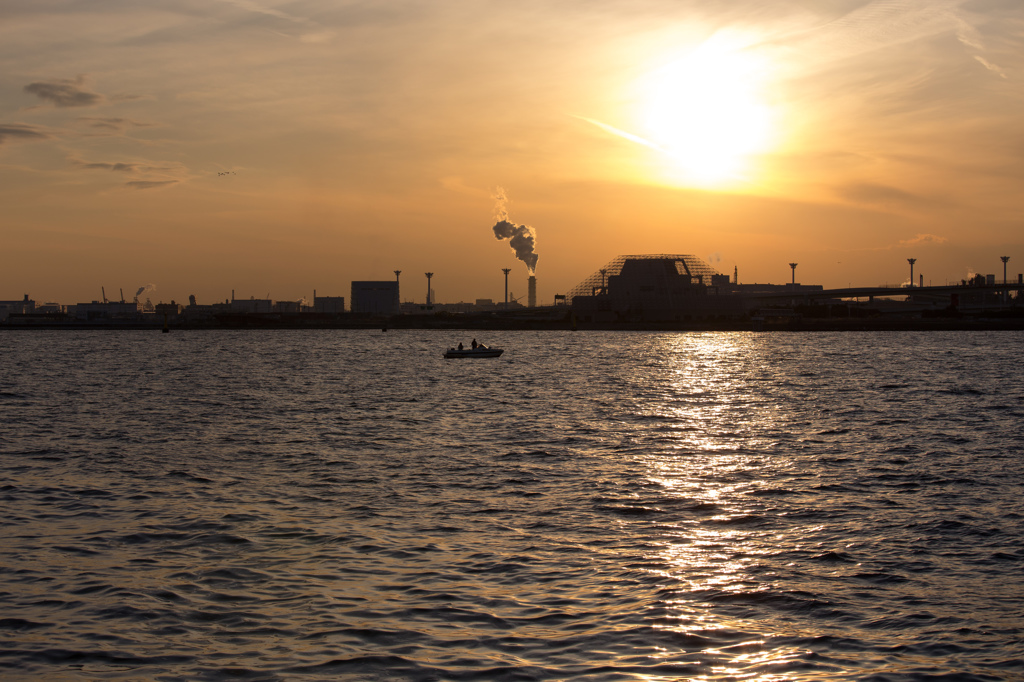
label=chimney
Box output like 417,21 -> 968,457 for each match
528,275 -> 536,308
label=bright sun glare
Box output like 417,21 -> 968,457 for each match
641,35 -> 774,186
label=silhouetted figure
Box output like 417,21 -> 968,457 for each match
458,342 -> 464,350
471,339 -> 477,349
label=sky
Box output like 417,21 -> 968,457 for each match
2,0 -> 1022,306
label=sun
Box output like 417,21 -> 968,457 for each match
640,34 -> 774,186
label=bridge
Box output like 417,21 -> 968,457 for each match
750,282 -> 1024,302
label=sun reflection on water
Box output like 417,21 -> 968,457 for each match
628,333 -> 810,679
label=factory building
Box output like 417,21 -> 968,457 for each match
66,300 -> 143,321
0,295 -> 35,321
351,281 -> 399,316
154,301 -> 183,316
230,298 -> 272,314
312,296 -> 345,314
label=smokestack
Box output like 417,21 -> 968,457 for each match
528,276 -> 536,308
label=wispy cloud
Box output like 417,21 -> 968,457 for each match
900,233 -> 949,246
70,156 -> 179,173
838,182 -> 925,207
219,0 -> 301,23
69,155 -> 188,190
78,161 -> 142,173
24,75 -> 102,108
950,10 -> 1008,78
974,55 -> 1008,78
0,123 -> 51,144
216,0 -> 333,42
125,180 -> 178,190
800,0 -> 976,58
76,117 -> 155,132
573,115 -> 665,153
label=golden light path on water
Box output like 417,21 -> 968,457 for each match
630,334 -> 811,680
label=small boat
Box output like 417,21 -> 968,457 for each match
443,345 -> 504,359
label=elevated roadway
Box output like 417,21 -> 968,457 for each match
750,283 -> 1024,302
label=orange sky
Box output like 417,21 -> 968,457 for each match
2,0 -> 1022,306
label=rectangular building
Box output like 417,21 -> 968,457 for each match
67,300 -> 142,320
313,296 -> 346,314
0,295 -> 35,321
230,299 -> 272,314
351,281 -> 399,315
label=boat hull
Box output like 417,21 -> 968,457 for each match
443,348 -> 504,359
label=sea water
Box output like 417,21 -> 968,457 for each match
1,330 -> 1022,680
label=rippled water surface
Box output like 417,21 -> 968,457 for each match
1,330 -> 1022,681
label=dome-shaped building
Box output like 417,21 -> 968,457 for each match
569,254 -> 741,322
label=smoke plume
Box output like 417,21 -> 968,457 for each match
135,283 -> 156,299
491,187 -> 538,274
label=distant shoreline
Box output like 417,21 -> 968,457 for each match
3,316 -> 1024,332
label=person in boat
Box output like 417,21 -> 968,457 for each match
471,339 -> 477,349
457,342 -> 464,350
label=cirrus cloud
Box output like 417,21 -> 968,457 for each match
0,123 -> 51,144
24,75 -> 102,108
76,117 -> 155,132
125,180 -> 178,190
899,233 -> 949,246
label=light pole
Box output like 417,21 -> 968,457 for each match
907,258 -> 916,288
394,270 -> 401,312
1001,256 -> 1009,303
501,268 -> 511,309
789,263 -> 797,285
425,272 -> 433,306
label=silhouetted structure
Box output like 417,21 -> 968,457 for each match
351,281 -> 399,315
0,295 -> 35,322
570,255 -> 754,322
313,295 -> 345,314
1001,257 -> 1010,303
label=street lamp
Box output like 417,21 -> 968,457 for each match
394,270 -> 401,312
1001,256 -> 1009,303
502,268 -> 511,309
